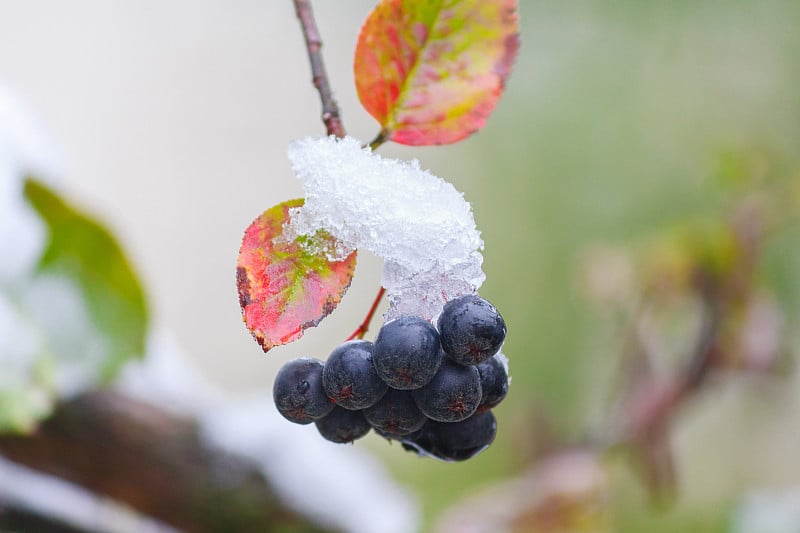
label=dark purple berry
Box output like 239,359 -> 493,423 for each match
401,411 -> 497,462
315,405 -> 371,443
323,340 -> 388,410
373,316 -> 443,390
374,421 -> 429,442
476,354 -> 509,412
273,358 -> 334,424
364,388 -> 427,438
438,295 -> 506,366
412,360 -> 481,422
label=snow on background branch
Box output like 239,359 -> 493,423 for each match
0,80 -> 420,533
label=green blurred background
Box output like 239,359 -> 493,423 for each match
3,1 -> 800,532
371,1 -> 800,531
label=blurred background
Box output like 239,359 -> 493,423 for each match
2,1 -> 800,532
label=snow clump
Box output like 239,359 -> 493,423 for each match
286,136 -> 485,320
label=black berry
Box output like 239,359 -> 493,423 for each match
273,358 -> 334,424
323,340 -> 388,410
401,411 -> 497,462
315,405 -> 371,443
412,360 -> 482,422
476,354 -> 509,412
364,388 -> 427,438
438,295 -> 506,366
373,316 -> 443,389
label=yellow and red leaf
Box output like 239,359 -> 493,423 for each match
237,199 -> 356,352
355,0 -> 519,146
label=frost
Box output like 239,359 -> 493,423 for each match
0,80 -> 105,425
0,272 -> 109,431
495,349 -> 511,387
287,136 -> 485,320
0,293 -> 43,388
21,275 -> 110,397
0,82 -> 61,282
0,83 -> 63,179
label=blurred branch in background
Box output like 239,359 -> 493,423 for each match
434,155 -> 800,532
0,391 -> 334,533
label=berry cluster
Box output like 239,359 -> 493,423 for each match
272,294 -> 508,462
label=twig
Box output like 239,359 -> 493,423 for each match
293,0 -> 386,339
602,284 -> 721,502
345,287 -> 386,341
368,129 -> 389,151
633,295 -> 720,441
293,1 -> 390,341
293,0 -> 346,138
678,296 -> 719,392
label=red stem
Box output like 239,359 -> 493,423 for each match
345,287 -> 386,341
293,0 -> 346,138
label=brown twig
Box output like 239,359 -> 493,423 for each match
345,287 -> 386,341
368,129 -> 389,151
611,278 -> 722,502
293,0 -> 346,138
678,296 -> 720,392
634,295 -> 720,437
293,0 -> 386,340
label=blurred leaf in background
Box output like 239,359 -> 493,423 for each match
0,176 -> 148,433
24,177 -> 148,379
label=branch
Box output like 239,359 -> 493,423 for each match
292,0 -> 392,341
0,391 -> 335,533
605,283 -> 721,502
630,298 -> 720,440
294,0 -> 346,138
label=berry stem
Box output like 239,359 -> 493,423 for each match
368,129 -> 389,151
293,0 -> 345,138
345,286 -> 386,341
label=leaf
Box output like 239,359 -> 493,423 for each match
354,0 -> 520,146
23,177 -> 149,380
237,199 -> 357,352
0,385 -> 52,434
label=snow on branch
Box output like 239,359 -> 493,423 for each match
287,136 -> 485,320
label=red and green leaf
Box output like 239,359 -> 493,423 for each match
354,0 -> 519,146
237,199 -> 357,352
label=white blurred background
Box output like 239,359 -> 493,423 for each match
0,0 -> 397,391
